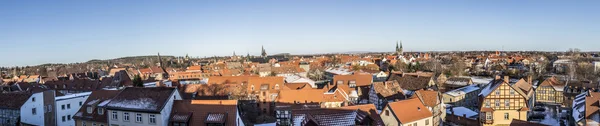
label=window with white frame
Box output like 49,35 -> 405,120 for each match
505,100 -> 510,107
123,112 -> 130,121
486,112 -> 492,120
87,107 -> 93,113
112,111 -> 118,120
98,108 -> 104,115
149,114 -> 156,124
495,99 -> 499,106
136,113 -> 142,122
349,80 -> 356,87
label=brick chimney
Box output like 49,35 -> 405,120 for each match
504,76 -> 509,83
528,76 -> 533,85
384,82 -> 388,89
495,75 -> 501,80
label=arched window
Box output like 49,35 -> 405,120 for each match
275,84 -> 280,90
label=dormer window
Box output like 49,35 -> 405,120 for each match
98,108 -> 104,115
87,107 -> 92,114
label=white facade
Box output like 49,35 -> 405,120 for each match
107,110 -> 163,126
55,92 -> 91,126
236,107 -> 245,126
108,91 -> 181,126
400,116 -> 433,126
20,92 -> 45,126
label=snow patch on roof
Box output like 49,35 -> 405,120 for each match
107,98 -> 158,110
98,99 -> 111,107
445,85 -> 480,97
471,76 -> 493,84
55,92 -> 92,101
325,68 -> 353,75
447,107 -> 478,119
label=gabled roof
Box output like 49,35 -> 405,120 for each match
539,76 -> 565,87
277,88 -> 327,104
292,108 -> 374,126
73,90 -> 121,123
479,79 -> 527,99
372,81 -> 405,100
387,73 -> 431,91
513,79 -> 533,94
247,77 -> 284,92
585,92 -> 600,120
0,92 -> 32,109
105,87 -> 177,113
387,98 -> 433,124
333,74 -> 373,87
411,90 -> 440,107
339,104 -> 384,125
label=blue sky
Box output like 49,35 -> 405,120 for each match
1,0 -> 599,67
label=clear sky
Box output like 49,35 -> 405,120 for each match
1,0 -> 599,67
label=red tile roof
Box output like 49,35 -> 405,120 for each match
333,74 -> 373,87
171,100 -> 238,126
387,98 -> 433,124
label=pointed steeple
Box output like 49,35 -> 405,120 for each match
233,51 -> 236,57
396,41 -> 399,50
261,45 -> 267,57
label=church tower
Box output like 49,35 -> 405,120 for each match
261,45 -> 267,57
396,41 -> 403,55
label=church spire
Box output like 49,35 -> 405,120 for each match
261,45 -> 267,57
396,40 -> 404,56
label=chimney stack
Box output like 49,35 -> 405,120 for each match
504,76 -> 509,83
384,82 -> 388,89
528,76 -> 533,85
495,75 -> 501,80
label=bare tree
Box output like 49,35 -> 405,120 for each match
574,62 -> 598,81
